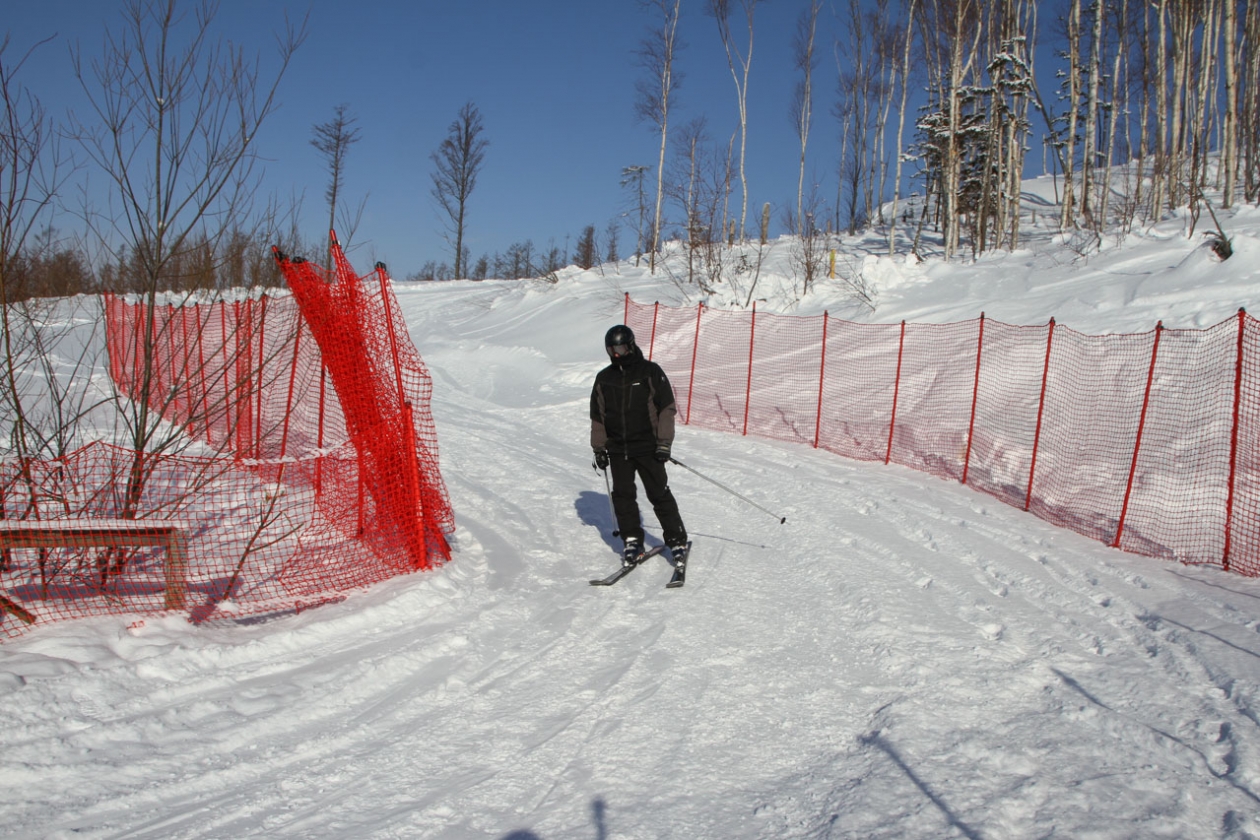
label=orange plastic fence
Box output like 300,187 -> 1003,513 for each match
627,296 -> 1260,577
0,242 -> 452,639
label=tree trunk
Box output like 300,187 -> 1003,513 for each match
1222,0 -> 1238,207
888,0 -> 918,256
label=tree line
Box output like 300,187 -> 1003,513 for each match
623,0 -> 1258,269
5,0 -> 1260,303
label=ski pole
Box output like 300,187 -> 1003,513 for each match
600,463 -> 620,537
669,457 -> 787,524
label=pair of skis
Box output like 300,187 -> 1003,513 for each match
589,541 -> 690,588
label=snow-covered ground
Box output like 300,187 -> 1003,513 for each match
4,183 -> 1260,838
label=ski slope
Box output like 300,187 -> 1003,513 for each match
4,193 -> 1260,838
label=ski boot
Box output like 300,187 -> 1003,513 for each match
668,541 -> 689,571
621,538 -> 645,569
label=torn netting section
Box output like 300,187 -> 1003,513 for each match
0,244 -> 452,639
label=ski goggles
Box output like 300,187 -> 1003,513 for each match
607,343 -> 632,359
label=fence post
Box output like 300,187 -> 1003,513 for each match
103,294 -> 116,383
357,442 -> 366,536
178,306 -> 191,435
1224,308 -> 1246,571
743,302 -> 757,436
131,299 -> 142,396
401,401 -> 425,567
649,301 -> 660,360
220,304 -> 231,449
279,324 -> 303,461
166,304 -> 177,421
814,311 -> 830,449
233,301 -> 246,457
1025,317 -> 1056,511
1114,322 -> 1163,548
885,320 -> 906,465
195,306 -> 209,443
623,291 -> 630,323
316,363 -> 327,499
376,262 -> 407,402
377,262 -> 424,538
685,302 -> 703,426
255,296 -> 268,459
962,313 -> 986,485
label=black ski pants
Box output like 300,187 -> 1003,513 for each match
609,453 -> 686,547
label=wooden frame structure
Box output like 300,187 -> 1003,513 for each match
0,520 -> 188,624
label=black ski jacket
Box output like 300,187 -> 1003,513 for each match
590,350 -> 678,458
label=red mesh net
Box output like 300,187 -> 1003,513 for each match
0,242 -> 452,639
626,296 -> 1260,577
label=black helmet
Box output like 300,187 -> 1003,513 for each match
605,324 -> 637,361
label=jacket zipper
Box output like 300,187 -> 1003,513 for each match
618,365 -> 629,460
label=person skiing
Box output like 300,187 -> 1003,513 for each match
591,324 -> 689,570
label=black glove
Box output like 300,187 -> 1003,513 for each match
594,448 -> 610,469
654,443 -> 672,463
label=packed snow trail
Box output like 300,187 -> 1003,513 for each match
2,248 -> 1260,838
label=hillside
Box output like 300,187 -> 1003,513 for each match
3,195 -> 1260,839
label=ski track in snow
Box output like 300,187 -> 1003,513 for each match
4,240 -> 1260,838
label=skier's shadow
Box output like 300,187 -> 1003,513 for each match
576,490 -> 620,552
497,796 -> 608,840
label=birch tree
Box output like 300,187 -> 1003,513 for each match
888,0 -> 919,255
790,0 -> 821,234
1243,0 -> 1260,201
836,0 -> 878,233
927,0 -> 983,257
1081,0 -> 1105,227
1058,0 -> 1082,229
635,0 -> 683,273
1222,0 -> 1238,207
707,0 -> 760,241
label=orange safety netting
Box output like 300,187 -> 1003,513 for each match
0,241 -> 452,639
626,296 -> 1260,577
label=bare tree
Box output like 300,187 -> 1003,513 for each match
604,219 -> 621,264
888,0 -> 919,255
835,0 -> 897,234
621,164 -> 651,265
1079,0 -> 1105,228
68,0 -> 305,517
430,101 -> 488,280
707,0 -> 760,241
1243,0 -> 1260,201
790,0 -> 821,235
976,0 -> 1035,251
1221,0 -> 1238,207
667,117 -> 734,291
1098,0 -> 1129,229
635,0 -> 683,273
310,103 -> 362,267
1243,1 -> 1260,201
788,185 -> 828,295
668,117 -> 708,286
1,35 -> 101,482
0,37 -> 64,304
914,0 -> 984,257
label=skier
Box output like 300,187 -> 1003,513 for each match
591,324 -> 689,570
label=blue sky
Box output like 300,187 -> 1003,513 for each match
9,1 -> 871,277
